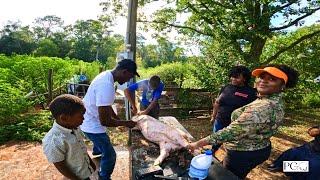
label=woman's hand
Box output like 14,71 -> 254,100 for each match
187,142 -> 201,153
187,138 -> 210,153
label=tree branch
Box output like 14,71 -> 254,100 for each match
186,2 -> 214,27
262,30 -> 320,64
269,1 -> 297,17
138,20 -> 214,37
270,7 -> 320,31
201,0 -> 233,9
198,1 -> 227,32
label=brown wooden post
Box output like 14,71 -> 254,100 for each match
48,69 -> 53,104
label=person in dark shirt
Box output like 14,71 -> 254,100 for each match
210,65 -> 257,152
268,126 -> 320,180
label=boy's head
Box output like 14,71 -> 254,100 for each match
49,94 -> 86,129
149,75 -> 161,90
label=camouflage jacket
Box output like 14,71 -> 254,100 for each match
205,93 -> 284,151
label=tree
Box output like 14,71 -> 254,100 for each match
49,30 -> 73,58
69,20 -> 105,61
0,22 -> 36,55
125,0 -> 320,65
33,15 -> 64,40
34,39 -> 59,57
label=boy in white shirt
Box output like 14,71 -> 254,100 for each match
42,94 -> 96,180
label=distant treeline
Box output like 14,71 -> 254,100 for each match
0,15 -> 187,68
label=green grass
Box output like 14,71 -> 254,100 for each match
277,108 -> 320,143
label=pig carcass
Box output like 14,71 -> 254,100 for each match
132,115 -> 193,165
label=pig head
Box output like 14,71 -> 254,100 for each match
132,115 -> 191,165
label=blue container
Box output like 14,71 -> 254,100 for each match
188,150 -> 213,180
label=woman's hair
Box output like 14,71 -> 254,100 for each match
49,94 -> 85,119
270,64 -> 299,88
229,65 -> 251,84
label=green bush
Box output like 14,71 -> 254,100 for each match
139,62 -> 200,88
0,111 -> 52,144
177,89 -> 212,109
0,55 -> 100,127
302,92 -> 320,108
0,82 -> 31,125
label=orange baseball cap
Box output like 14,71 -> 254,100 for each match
252,67 -> 288,84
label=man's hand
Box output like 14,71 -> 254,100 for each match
210,118 -> 215,125
131,106 -> 138,115
137,110 -> 147,116
125,120 -> 137,128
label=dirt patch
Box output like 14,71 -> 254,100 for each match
0,141 -> 129,180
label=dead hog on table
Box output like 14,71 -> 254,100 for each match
132,115 -> 192,165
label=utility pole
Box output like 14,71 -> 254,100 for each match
125,1 -> 138,179
125,0 -> 138,121
125,0 -> 138,60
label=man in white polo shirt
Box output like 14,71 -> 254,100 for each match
80,59 -> 139,180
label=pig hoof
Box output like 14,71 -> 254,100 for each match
153,160 -> 161,166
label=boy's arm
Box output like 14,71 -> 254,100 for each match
53,160 -> 81,180
124,87 -> 138,114
138,99 -> 157,115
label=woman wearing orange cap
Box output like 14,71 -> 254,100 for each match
187,65 -> 299,179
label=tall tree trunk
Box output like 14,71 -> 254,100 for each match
245,37 -> 267,66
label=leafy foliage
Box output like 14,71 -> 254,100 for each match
0,55 -> 101,126
0,111 -> 52,144
0,17 -> 124,63
135,0 -> 320,64
139,62 -> 199,88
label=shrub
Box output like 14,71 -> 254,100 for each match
302,92 -> 320,108
139,62 -> 200,88
0,111 -> 52,144
0,82 -> 31,125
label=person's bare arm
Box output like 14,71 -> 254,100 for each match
138,100 -> 157,115
210,100 -> 220,124
111,107 -> 120,120
187,138 -> 210,152
53,160 -> 81,180
88,155 -> 96,171
98,106 -> 136,128
124,88 -> 137,114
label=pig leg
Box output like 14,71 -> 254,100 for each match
154,142 -> 178,165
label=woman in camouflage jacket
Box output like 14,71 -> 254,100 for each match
188,64 -> 299,179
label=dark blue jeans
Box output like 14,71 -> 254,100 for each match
83,132 -> 116,180
212,119 -> 226,152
